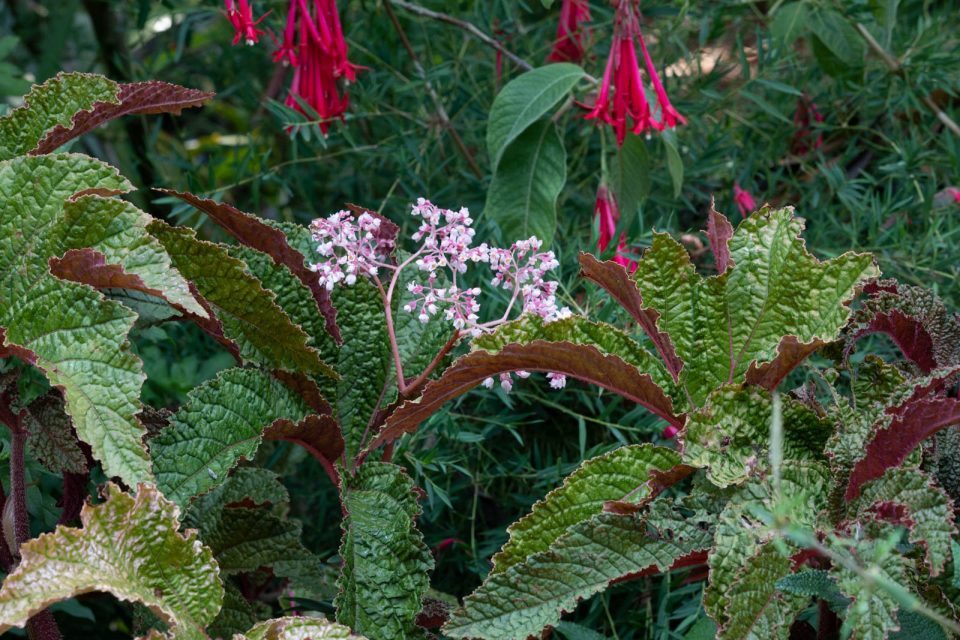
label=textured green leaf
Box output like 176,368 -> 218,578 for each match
633,206 -> 878,406
444,501 -> 714,640
0,72 -> 117,161
392,262 -> 456,383
486,63 -> 583,168
491,444 -> 681,573
854,468 -> 956,576
0,153 -> 152,485
25,391 -> 87,474
151,367 -> 312,506
720,545 -> 808,640
240,616 -> 366,640
331,280 -> 392,461
705,462 -> 830,626
0,484 -> 221,639
682,385 -> 831,487
890,609 -> 949,640
485,119 -> 566,245
185,466 -> 290,516
336,462 -> 432,640
207,583 -> 265,640
776,569 -> 849,612
148,220 -> 325,374
835,539 -> 907,640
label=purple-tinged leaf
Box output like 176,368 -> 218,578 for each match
263,413 -> 344,473
49,248 -> 185,310
158,189 -> 340,343
847,308 -> 937,373
31,81 -> 212,155
706,202 -> 734,274
346,203 -> 400,248
744,336 -> 826,391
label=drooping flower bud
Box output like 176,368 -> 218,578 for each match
733,183 -> 757,218
224,0 -> 267,46
547,0 -> 592,64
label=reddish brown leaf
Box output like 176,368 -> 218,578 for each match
0,328 -> 37,364
846,395 -> 960,500
272,371 -> 333,415
263,414 -> 344,474
745,336 -> 825,390
610,549 -> 708,585
846,308 -> 937,373
604,463 -> 698,515
49,248 -> 166,298
369,340 -> 681,451
346,203 -> 400,247
706,201 -> 734,274
579,253 -> 683,382
31,81 -> 213,155
158,189 -> 340,343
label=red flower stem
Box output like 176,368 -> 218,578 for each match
403,330 -> 461,398
382,0 -> 484,179
373,275 -> 409,396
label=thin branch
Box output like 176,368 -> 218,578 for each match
854,22 -> 960,137
390,0 -> 534,73
382,0 -> 485,179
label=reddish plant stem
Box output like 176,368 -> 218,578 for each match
817,599 -> 840,640
402,330 -> 461,398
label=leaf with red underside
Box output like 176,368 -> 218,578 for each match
49,249 -> 184,309
368,316 -> 679,451
845,393 -> 960,501
31,81 -> 213,155
263,413 -> 344,472
158,189 -> 340,343
847,308 -> 937,372
346,203 -> 400,248
744,336 -> 826,391
706,202 -> 734,274
579,253 -> 683,383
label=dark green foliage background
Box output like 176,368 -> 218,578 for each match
1,0 -> 959,637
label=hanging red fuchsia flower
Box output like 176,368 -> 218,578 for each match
224,0 -> 268,46
584,0 -> 685,145
791,96 -> 825,154
594,185 -> 637,272
547,0 -> 592,64
733,182 -> 757,218
273,0 -> 362,134
946,187 -> 960,205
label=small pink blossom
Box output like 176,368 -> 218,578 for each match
308,211 -> 394,290
733,183 -> 757,218
792,96 -> 825,154
547,0 -> 591,64
661,424 -> 679,439
224,0 -> 267,46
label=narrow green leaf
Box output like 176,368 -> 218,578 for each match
486,63 -> 584,169
485,119 -> 565,246
809,9 -> 865,69
770,2 -> 810,44
609,134 -> 651,226
662,130 -> 684,197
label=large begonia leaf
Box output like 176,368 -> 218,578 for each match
148,220 -> 327,375
0,153 -> 155,484
444,497 -> 714,640
682,385 -> 831,487
631,206 -> 877,406
834,539 -> 907,640
491,444 -> 681,573
160,189 -> 338,342
705,461 -> 830,627
239,616 -> 366,640
24,391 -> 87,475
151,367 -> 312,506
0,484 -> 222,640
336,462 -> 432,640
854,468 -> 956,576
371,316 -> 680,450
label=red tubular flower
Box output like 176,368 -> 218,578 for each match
594,185 -> 637,272
547,0 -> 591,64
733,183 -> 757,218
791,96 -> 825,154
224,0 -> 267,46
583,0 -> 684,145
947,187 -> 960,205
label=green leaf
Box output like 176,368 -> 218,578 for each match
770,2 -> 811,44
331,280 -> 392,461
148,220 -> 326,374
151,367 -> 312,506
208,583 -> 266,640
485,119 -> 565,246
890,610 -> 948,640
240,616 -> 367,639
25,391 -> 87,475
0,153 -> 152,485
0,484 -> 222,639
809,9 -> 866,69
682,385 -> 831,487
719,545 -> 809,639
336,462 -> 433,640
0,72 -> 117,161
444,502 -> 714,640
854,468 -> 956,576
662,130 -> 684,198
835,539 -> 907,640
776,570 -> 849,612
392,261 -> 456,382
486,63 -> 584,169
491,444 -> 681,573
609,134 -> 651,225
632,206 -> 878,406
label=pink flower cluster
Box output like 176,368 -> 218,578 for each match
309,211 -> 394,290
733,183 -> 757,218
309,199 -> 570,392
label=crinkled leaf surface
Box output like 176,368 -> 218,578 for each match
632,207 -> 877,406
0,72 -> 117,160
444,497 -> 714,640
336,462 -> 432,640
834,539 -> 907,640
148,220 -> 325,374
0,484 -> 221,639
0,153 -> 153,484
151,367 -> 312,506
491,444 -> 681,573
682,385 -> 831,487
239,616 -> 366,640
719,545 -> 808,640
24,391 -> 87,474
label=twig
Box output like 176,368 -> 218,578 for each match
382,0 -> 485,178
390,0 -> 534,73
854,22 -> 960,137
